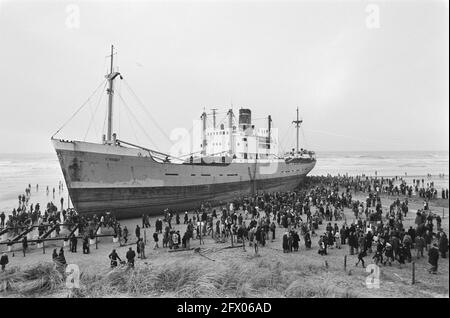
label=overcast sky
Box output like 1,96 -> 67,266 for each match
0,0 -> 448,154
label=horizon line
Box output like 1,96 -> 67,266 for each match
0,149 -> 449,155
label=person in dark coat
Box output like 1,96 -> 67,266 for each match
282,232 -> 289,253
270,222 -> 276,242
0,253 -> 8,271
126,247 -> 136,268
355,248 -> 367,267
304,231 -> 311,249
373,240 -> 384,265
397,244 -> 406,267
58,248 -> 67,266
70,235 -> 78,253
123,226 -> 129,244
153,232 -> 159,249
428,243 -> 439,274
292,231 -> 300,251
135,225 -> 141,240
438,232 -> 448,258
52,248 -> 58,260
109,249 -> 122,268
22,236 -> 28,257
83,235 -> 90,254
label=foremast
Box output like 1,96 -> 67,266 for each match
105,45 -> 123,144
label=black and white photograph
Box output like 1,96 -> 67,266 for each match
0,0 -> 448,302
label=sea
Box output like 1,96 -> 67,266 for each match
0,151 -> 448,214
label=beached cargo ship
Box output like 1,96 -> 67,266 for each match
51,46 -> 316,218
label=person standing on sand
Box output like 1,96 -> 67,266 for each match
0,253 -> 8,271
438,232 -> 448,258
153,232 -> 159,249
52,248 -> 58,260
428,243 -> 439,274
138,238 -> 146,259
126,247 -> 136,268
58,248 -> 67,266
71,235 -> 78,253
123,226 -> 129,244
270,221 -> 276,242
135,225 -> 141,241
355,248 -> 367,268
83,235 -> 90,254
22,236 -> 28,257
415,235 -> 425,259
109,249 -> 122,268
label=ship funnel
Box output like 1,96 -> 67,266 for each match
239,108 -> 251,130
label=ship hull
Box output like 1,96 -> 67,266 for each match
68,175 -> 306,218
52,139 -> 316,219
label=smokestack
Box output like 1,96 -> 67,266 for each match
239,108 -> 251,131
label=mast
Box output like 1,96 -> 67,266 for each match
267,115 -> 272,150
292,107 -> 303,155
105,45 -> 122,144
201,111 -> 207,156
212,108 -> 218,129
227,109 -> 234,155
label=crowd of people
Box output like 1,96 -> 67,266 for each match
1,175 -> 448,278
104,175 -> 448,275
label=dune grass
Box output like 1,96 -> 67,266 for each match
0,263 -> 64,296
0,257 -> 361,298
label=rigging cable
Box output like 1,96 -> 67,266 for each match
121,90 -> 141,145
51,79 -> 107,138
84,80 -> 108,141
116,91 -> 158,148
122,79 -> 171,143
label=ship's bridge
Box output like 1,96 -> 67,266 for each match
200,109 -> 279,161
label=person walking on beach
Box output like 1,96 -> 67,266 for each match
109,249 -> 122,268
22,236 -> 28,257
123,226 -> 129,244
0,253 -> 9,271
428,243 -> 439,274
355,248 -> 367,268
52,248 -> 58,261
153,232 -> 159,249
439,232 -> 448,258
83,235 -> 90,254
70,235 -> 78,253
415,235 -> 425,259
58,248 -> 67,267
126,247 -> 136,268
135,225 -> 141,241
138,238 -> 146,259
270,221 -> 276,242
